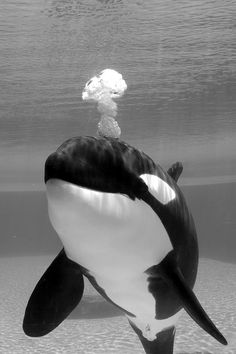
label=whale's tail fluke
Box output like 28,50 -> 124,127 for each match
129,321 -> 175,354
23,249 -> 84,337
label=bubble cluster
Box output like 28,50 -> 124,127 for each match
82,69 -> 127,138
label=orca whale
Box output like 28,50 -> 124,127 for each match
23,136 -> 227,353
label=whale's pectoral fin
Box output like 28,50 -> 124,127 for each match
23,249 -> 84,337
167,162 -> 183,182
146,251 -> 227,346
129,321 -> 175,354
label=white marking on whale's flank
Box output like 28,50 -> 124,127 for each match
140,174 -> 176,204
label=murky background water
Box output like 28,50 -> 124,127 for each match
1,0 -> 236,186
0,0 -> 236,353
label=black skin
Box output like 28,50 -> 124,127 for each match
23,249 -> 84,337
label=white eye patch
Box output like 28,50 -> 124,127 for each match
140,174 -> 176,205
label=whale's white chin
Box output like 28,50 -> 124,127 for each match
46,178 -> 172,273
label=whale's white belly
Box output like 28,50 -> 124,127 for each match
46,178 -> 175,331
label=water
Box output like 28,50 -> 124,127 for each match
0,1 -> 236,353
0,0 -> 236,187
